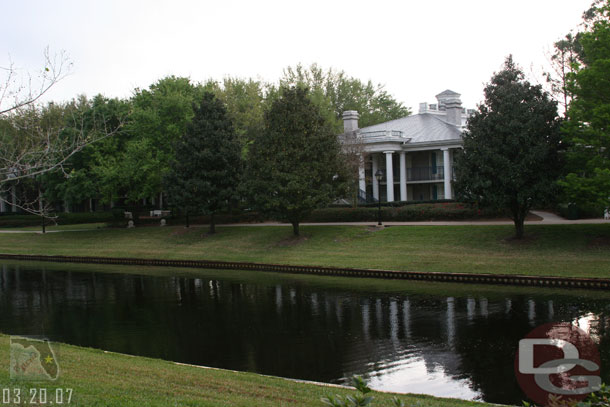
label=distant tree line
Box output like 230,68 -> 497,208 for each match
1,64 -> 410,235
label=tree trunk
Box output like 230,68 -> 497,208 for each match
209,213 -> 216,234
185,211 -> 190,228
291,220 -> 299,236
514,217 -> 525,239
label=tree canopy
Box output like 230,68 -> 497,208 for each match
279,63 -> 411,132
558,0 -> 610,209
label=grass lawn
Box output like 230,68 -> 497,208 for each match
0,334 -> 493,407
0,223 -> 609,278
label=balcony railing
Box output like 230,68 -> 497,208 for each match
407,166 -> 444,182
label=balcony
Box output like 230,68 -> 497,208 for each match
407,166 -> 444,182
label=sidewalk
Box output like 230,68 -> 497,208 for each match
220,211 -> 610,227
0,211 -> 608,233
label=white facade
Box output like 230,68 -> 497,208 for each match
341,90 -> 471,203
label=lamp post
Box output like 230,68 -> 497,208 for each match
375,169 -> 384,226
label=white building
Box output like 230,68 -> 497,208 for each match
341,90 -> 473,202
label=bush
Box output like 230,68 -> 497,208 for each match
0,212 -> 115,228
558,203 -> 605,219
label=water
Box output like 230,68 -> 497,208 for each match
0,261 -> 608,405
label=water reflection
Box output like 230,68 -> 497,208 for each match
0,262 -> 608,405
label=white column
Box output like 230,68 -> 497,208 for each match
358,154 -> 366,194
399,152 -> 407,202
372,154 -> 379,201
0,193 -> 6,213
442,148 -> 452,199
385,151 -> 394,202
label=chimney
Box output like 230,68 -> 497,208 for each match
342,110 -> 359,133
435,90 -> 463,126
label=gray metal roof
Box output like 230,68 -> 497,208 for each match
436,89 -> 461,98
358,113 -> 462,144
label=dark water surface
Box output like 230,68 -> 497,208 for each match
0,261 -> 609,405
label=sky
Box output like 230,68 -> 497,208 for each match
0,0 -> 592,113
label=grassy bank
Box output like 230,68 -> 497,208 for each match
0,334 -> 492,407
0,224 -> 609,278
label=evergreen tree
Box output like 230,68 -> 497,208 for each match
245,86 -> 348,236
454,56 -> 562,239
164,92 -> 241,232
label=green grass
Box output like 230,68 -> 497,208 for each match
0,223 -> 609,278
0,334 -> 493,407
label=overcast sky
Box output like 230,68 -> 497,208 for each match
1,0 -> 591,112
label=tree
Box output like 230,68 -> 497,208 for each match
454,56 -> 562,239
0,50 -> 124,219
164,92 -> 241,232
202,77 -> 268,155
279,64 -> 410,132
245,86 -> 348,236
91,76 -> 204,206
558,0 -> 610,210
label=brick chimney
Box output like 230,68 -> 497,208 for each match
436,90 -> 463,126
342,110 -> 359,133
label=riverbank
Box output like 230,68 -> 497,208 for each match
0,224 -> 609,279
0,334 -> 494,407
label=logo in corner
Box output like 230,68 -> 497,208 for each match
10,336 -> 60,381
515,322 -> 601,406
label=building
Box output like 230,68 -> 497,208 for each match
341,90 -> 473,203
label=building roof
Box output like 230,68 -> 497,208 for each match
435,89 -> 461,99
358,113 -> 462,144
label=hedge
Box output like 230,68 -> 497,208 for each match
0,202 -> 506,228
0,212 -> 115,228
305,202 -> 504,222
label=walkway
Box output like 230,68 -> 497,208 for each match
0,211 -> 607,233
220,211 -> 610,227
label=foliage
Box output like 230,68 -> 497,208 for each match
305,202 -> 502,222
522,383 -> 610,407
322,376 -> 412,407
245,86 -> 349,235
558,0 -> 610,209
454,56 -> 562,238
163,92 -> 241,231
202,77 -> 269,155
94,76 -> 205,204
280,63 -> 410,132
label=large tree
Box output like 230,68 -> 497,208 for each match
101,76 -> 205,205
454,56 -> 562,239
558,0 -> 610,210
164,92 -> 241,232
245,86 -> 348,236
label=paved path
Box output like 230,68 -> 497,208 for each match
218,211 -> 610,227
0,211 -> 607,233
